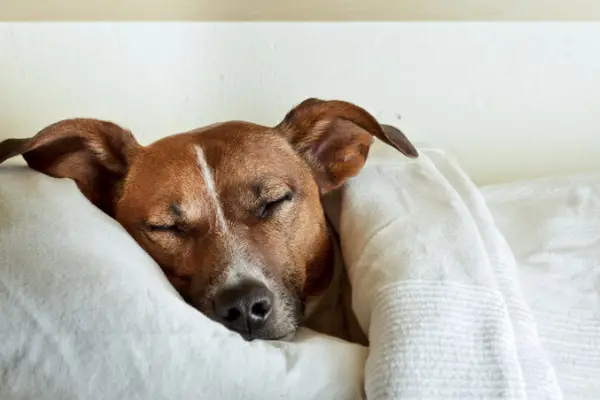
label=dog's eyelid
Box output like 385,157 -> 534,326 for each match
145,217 -> 175,228
255,190 -> 294,219
267,189 -> 294,202
257,189 -> 295,207
147,223 -> 174,230
277,191 -> 294,203
251,179 -> 295,199
145,221 -> 187,234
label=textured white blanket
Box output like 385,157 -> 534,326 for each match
484,174 -> 600,399
334,147 -> 563,399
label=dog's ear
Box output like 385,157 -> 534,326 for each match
0,118 -> 140,214
277,98 -> 418,194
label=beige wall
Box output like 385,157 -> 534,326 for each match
2,0 -> 600,20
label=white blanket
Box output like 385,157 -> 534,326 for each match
483,174 -> 600,399
333,146 -> 598,399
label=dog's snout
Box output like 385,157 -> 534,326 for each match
213,280 -> 274,339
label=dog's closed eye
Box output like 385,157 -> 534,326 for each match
146,223 -> 187,235
144,202 -> 190,236
256,192 -> 294,219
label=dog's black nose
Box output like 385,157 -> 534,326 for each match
213,280 -> 274,337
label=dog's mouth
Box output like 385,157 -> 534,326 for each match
241,328 -> 298,342
264,331 -> 298,342
231,291 -> 304,342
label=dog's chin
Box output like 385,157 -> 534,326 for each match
237,312 -> 301,342
271,331 -> 297,342
236,306 -> 302,342
238,328 -> 298,342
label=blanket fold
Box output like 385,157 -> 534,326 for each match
336,147 -> 562,399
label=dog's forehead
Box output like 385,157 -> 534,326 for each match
122,122 -> 309,207
145,121 -> 295,164
194,122 -> 298,167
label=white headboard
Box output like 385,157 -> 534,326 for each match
1,22 -> 599,185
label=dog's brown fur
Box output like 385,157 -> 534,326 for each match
0,98 -> 417,343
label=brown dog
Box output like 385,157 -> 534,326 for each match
0,98 -> 417,344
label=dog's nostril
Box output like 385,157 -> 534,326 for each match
224,307 -> 242,322
250,300 -> 271,318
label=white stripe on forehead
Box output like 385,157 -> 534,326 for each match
194,144 -> 268,287
194,145 -> 228,233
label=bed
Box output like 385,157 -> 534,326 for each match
1,142 -> 598,399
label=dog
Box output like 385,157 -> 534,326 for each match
0,98 -> 417,344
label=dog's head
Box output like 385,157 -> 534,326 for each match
0,99 -> 417,341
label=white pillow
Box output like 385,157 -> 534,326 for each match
0,167 -> 367,400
